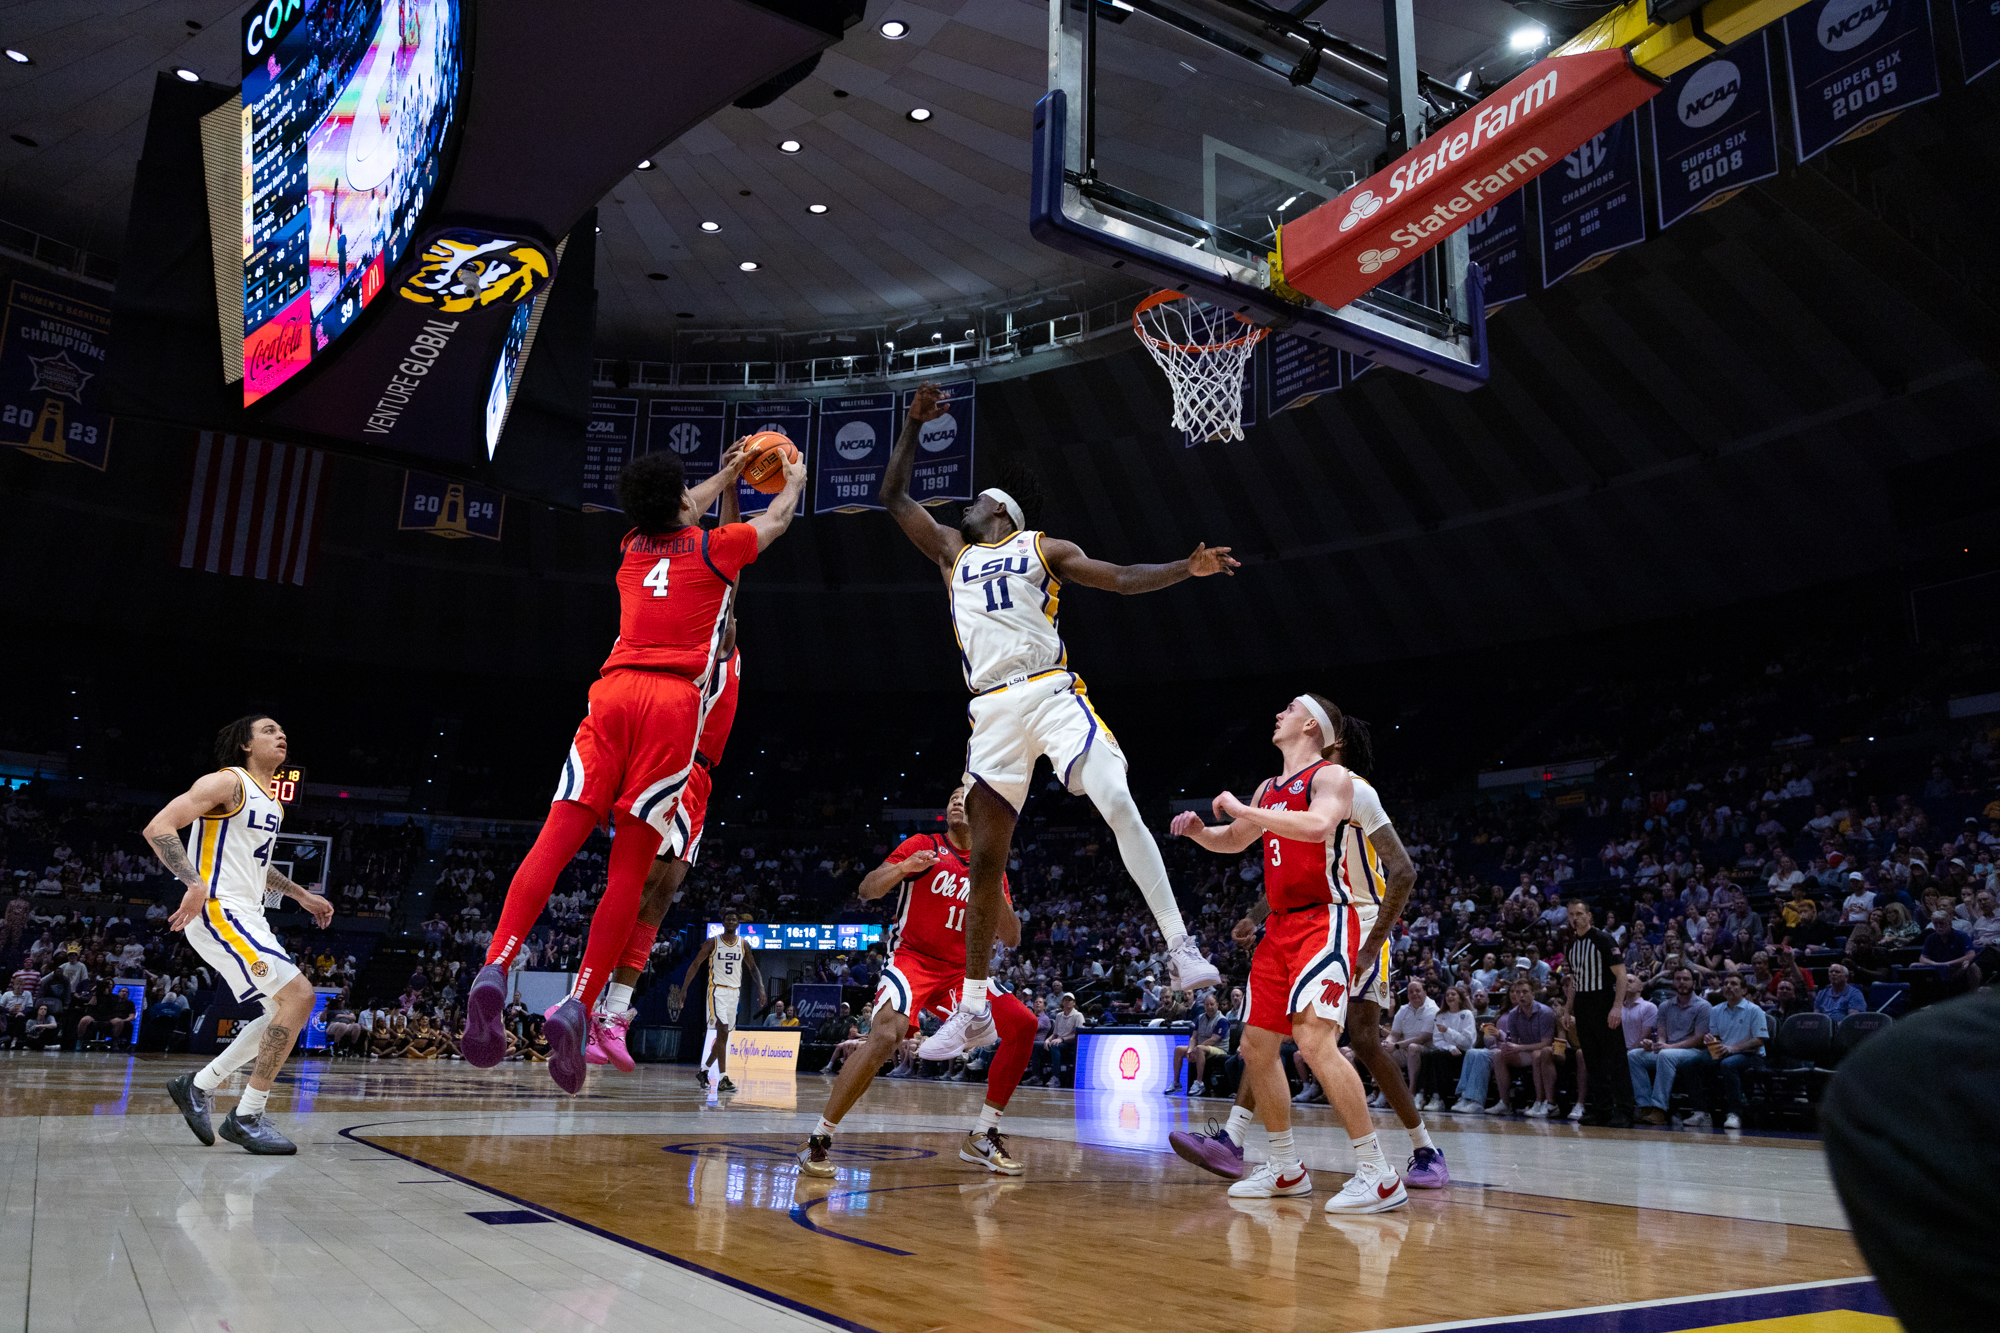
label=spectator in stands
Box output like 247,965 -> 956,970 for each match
1423,983 -> 1475,1110
23,1004 -> 57,1050
1838,875 -> 1877,925
1383,978 -> 1437,1108
826,1009 -> 872,1075
1767,978 -> 1811,1019
1708,973 -> 1769,1131
1171,992 -> 1229,1096
764,1002 -> 799,1028
1489,978 -> 1557,1117
1914,911 -> 1981,996
1621,973 -> 1657,1055
1629,966 -> 1713,1126
1036,992 -> 1087,1088
1814,962 -> 1868,1021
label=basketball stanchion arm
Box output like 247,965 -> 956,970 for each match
1555,0 -> 1811,78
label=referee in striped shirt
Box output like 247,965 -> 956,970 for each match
1564,900 -> 1634,1128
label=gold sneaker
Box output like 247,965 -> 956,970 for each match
960,1128 -> 1025,1176
797,1133 -> 836,1178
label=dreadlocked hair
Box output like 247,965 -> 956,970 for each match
1338,714 -> 1376,779
213,715 -> 271,768
981,456 -> 1051,533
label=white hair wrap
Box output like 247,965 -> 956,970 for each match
1294,695 -> 1336,746
979,488 -> 1026,533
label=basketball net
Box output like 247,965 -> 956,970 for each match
1132,291 -> 1267,443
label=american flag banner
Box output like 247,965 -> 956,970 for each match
178,431 -> 329,585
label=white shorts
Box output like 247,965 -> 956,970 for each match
186,899 -> 301,1004
963,669 -> 1124,812
1351,911 -> 1393,1009
707,986 -> 741,1027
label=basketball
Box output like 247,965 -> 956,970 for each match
738,431 -> 799,494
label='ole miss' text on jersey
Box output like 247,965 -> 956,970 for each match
601,524 -> 759,682
1259,759 -> 1355,911
881,834 -> 1010,966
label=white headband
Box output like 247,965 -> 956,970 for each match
1294,695 -> 1337,747
979,488 -> 1025,533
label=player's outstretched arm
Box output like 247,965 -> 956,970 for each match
1355,825 -> 1417,962
1169,806 -> 1261,854
878,382 -> 965,568
683,442 -> 750,521
747,455 -> 809,551
1217,766 -> 1354,842
1041,537 -> 1239,594
141,771 -> 241,931
858,848 -> 938,900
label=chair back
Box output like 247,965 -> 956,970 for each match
1775,1011 -> 1833,1063
1835,1010 -> 1892,1055
1865,981 -> 1909,1016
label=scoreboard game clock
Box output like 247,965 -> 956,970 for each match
270,766 -> 307,803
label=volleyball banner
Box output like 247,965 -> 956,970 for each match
731,398 -> 813,517
583,396 -> 639,512
813,391 -> 897,515
646,398 -> 729,516
899,380 -> 976,503
1954,0 -> 2000,83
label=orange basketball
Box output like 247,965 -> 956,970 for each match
739,430 -> 800,494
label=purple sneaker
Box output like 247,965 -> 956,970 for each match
543,998 -> 588,1095
1169,1121 -> 1246,1180
1405,1146 -> 1450,1188
460,964 -> 509,1068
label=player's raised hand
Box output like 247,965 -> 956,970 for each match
907,381 -> 947,423
1169,811 -> 1205,839
1188,543 -> 1240,577
1213,790 -> 1248,821
720,439 -> 751,480
901,849 -> 940,877
781,453 -> 808,488
1232,916 -> 1258,946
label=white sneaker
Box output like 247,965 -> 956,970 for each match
1325,1162 -> 1407,1214
1524,1101 -> 1550,1119
1683,1111 -> 1712,1128
1482,1100 -> 1511,1116
1451,1098 -> 1482,1114
1367,1091 -> 1386,1109
916,1003 -> 997,1061
1567,1103 -> 1585,1121
1421,1094 -> 1442,1112
1291,1084 -> 1320,1104
1227,1160 -> 1312,1198
1723,1113 -> 1742,1130
1165,934 -> 1222,992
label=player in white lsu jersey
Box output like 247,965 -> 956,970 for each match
144,715 -> 334,1154
672,911 -> 764,1091
881,381 -> 1239,1060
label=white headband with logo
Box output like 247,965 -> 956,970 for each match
979,488 -> 1025,533
1294,695 -> 1337,747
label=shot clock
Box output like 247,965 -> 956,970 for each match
270,766 -> 307,803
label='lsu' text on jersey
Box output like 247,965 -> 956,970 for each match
948,531 -> 1065,693
187,765 -> 286,914
709,935 -> 748,993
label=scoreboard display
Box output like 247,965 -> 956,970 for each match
270,766 -> 307,803
706,923 -> 884,952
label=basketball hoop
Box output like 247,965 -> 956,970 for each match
1132,291 -> 1267,443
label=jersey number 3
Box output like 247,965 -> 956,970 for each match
1269,837 -> 1282,865
643,558 -> 672,598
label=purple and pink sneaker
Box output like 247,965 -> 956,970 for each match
585,1009 -> 635,1072
543,998 -> 588,1095
1169,1122 -> 1246,1180
460,963 -> 509,1068
1405,1146 -> 1450,1188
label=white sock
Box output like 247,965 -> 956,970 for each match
194,1067 -> 225,1093
1350,1130 -> 1389,1173
1078,745 -> 1187,943
603,982 -> 633,1013
1266,1129 -> 1301,1171
1224,1104 -> 1254,1145
816,1116 -> 839,1138
237,1086 -> 269,1118
976,1104 -> 1002,1133
198,1011 -> 272,1090
961,978 -> 989,1012
1409,1121 -> 1434,1151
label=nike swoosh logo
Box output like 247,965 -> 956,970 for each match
1275,1171 -> 1306,1189
1377,1180 -> 1400,1199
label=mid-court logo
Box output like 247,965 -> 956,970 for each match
918,413 -> 957,453
835,420 -> 876,460
1818,0 -> 1892,50
1678,60 -> 1742,128
665,422 -> 703,455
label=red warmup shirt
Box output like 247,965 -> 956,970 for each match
882,834 -> 1010,967
696,648 -> 741,768
1259,759 -> 1343,912
600,523 -> 758,679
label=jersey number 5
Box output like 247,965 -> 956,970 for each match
643,558 -> 672,598
982,577 -> 1013,613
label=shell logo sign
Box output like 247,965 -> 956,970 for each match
1118,1046 -> 1141,1080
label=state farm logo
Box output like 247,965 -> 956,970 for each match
1679,60 -> 1742,128
1564,133 -> 1608,179
834,419 -> 876,460
665,422 -> 703,455
917,412 -> 957,453
1337,189 -> 1383,233
1819,0 -> 1891,49
1356,246 -> 1401,274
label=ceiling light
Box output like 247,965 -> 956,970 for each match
738,261 -> 759,272
4,49 -> 31,65
779,139 -> 801,154
636,159 -> 655,170
880,20 -> 909,38
700,221 -> 721,232
907,107 -> 933,122
807,203 -> 828,214
173,67 -> 200,82
1278,194 -> 1298,210
1508,25 -> 1547,52
1455,70 -> 1474,91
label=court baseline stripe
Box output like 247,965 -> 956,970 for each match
1357,1275 -> 1885,1333
338,1119 -> 881,1333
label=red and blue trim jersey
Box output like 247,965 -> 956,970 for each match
881,834 -> 1010,967
600,523 -> 758,679
697,648 -> 741,768
1259,759 -> 1346,912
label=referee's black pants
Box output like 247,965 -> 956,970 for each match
1574,991 -> 1634,1120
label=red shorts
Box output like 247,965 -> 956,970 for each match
552,671 -> 702,837
659,762 -> 712,866
1246,901 -> 1361,1035
872,950 -> 963,1035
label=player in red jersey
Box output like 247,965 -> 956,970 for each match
1169,695 -> 1408,1213
461,442 -> 806,1093
584,630 -> 742,1072
795,785 -> 1038,1178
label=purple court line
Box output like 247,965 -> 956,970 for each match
1367,1277 -> 1889,1333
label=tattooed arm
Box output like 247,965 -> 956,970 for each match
267,867 -> 334,928
141,770 -> 243,931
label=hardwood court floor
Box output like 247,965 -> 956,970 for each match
0,1051 -> 1893,1333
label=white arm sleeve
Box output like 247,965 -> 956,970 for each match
1351,777 -> 1392,837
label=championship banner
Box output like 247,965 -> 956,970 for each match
398,470 -> 504,540
647,398 -> 729,514
1953,0 -> 2000,82
1651,34 -> 1781,229
901,380 -> 976,502
813,391 -> 897,515
1786,0 -> 1941,161
1536,112 -> 1646,288
1267,331 -> 1342,412
1466,190 -> 1529,309
725,1028 -> 801,1073
0,276 -> 114,470
730,398 -> 813,516
582,396 -> 638,512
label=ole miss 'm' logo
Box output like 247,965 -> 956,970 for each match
1319,979 -> 1346,1008
1118,1046 -> 1141,1080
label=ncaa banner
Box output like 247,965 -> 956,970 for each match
901,380 -> 975,503
0,276 -> 114,470
1466,190 -> 1529,308
1268,332 -> 1342,413
582,396 -> 638,512
1786,0 -> 1940,161
813,391 -> 897,515
1954,0 -> 2000,82
647,399 -> 729,515
399,471 -> 504,541
1651,35 -> 1780,229
730,398 -> 812,517
1536,112 -> 1646,288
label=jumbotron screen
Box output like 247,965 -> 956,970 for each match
240,0 -> 464,405
706,923 -> 885,952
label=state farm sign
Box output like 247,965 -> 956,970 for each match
1277,49 -> 1662,311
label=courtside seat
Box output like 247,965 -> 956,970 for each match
1834,1011 -> 1892,1058
1745,1012 -> 1834,1129
1865,982 -> 1910,1016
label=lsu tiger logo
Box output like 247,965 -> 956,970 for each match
250,960 -> 271,979
398,231 -> 552,313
